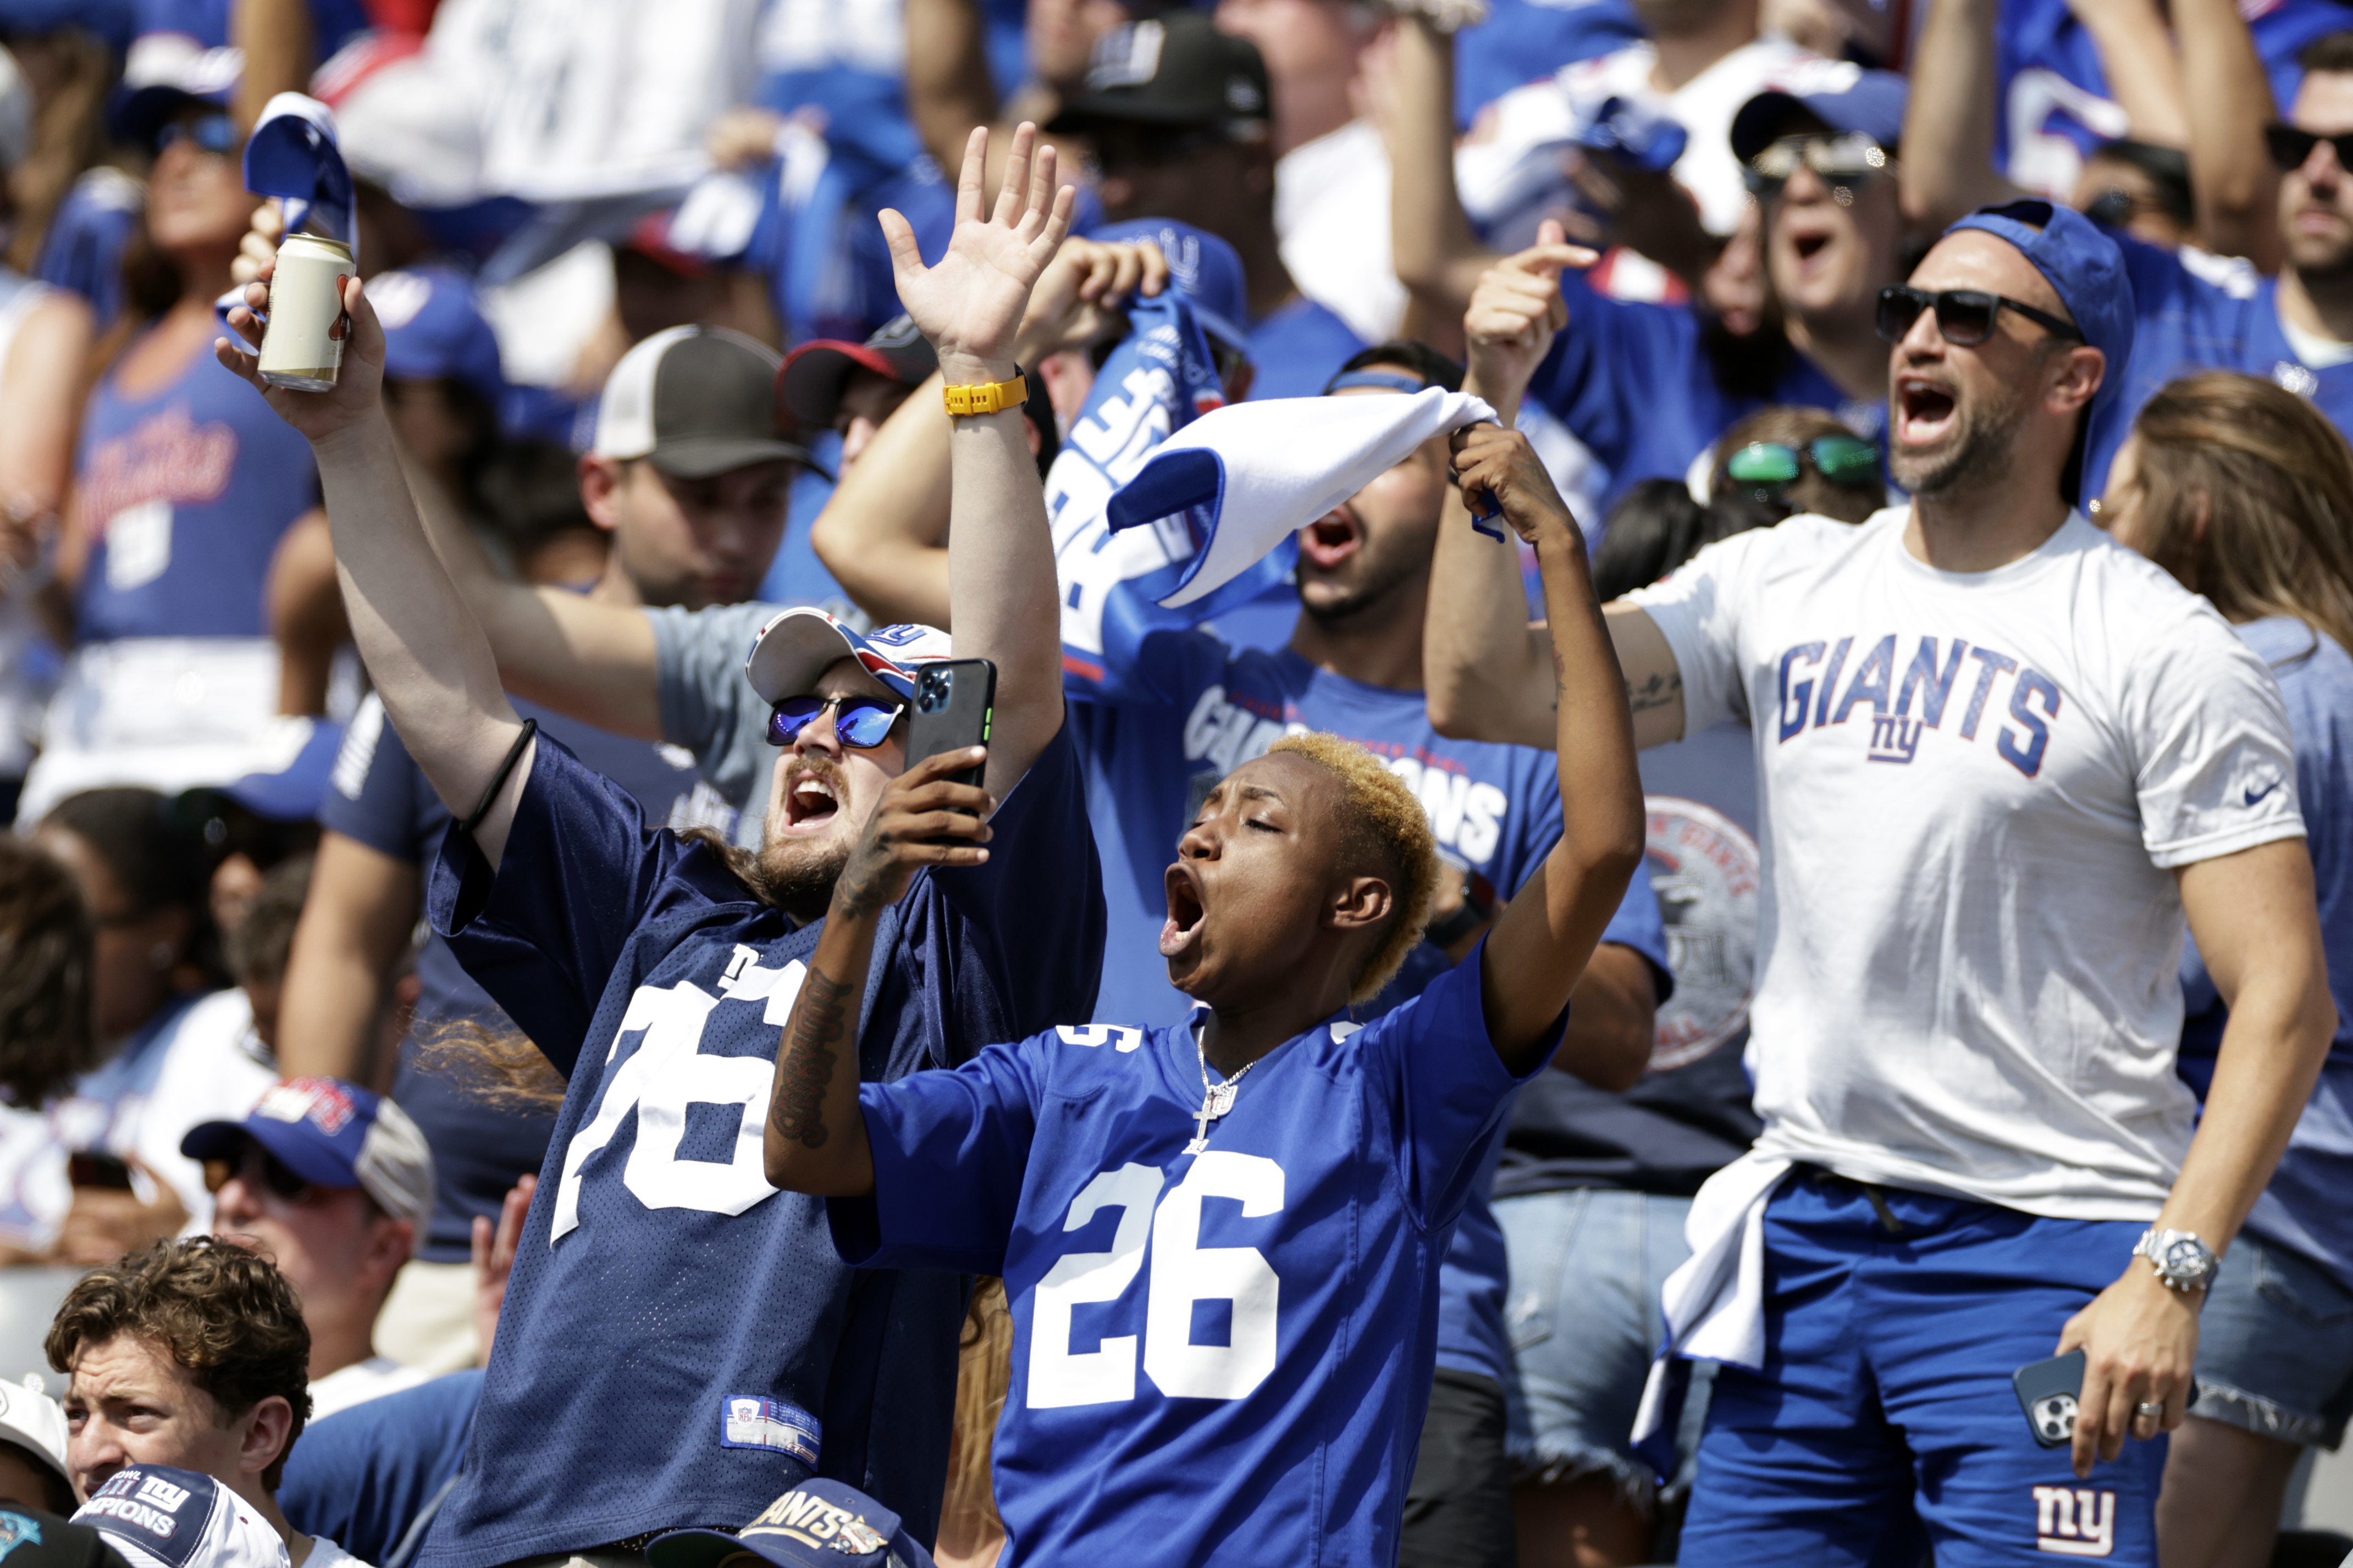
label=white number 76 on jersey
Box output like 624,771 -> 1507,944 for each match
1026,1152 -> 1285,1409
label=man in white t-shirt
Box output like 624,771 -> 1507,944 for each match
179,1082 -> 436,1423
1423,202 -> 2335,1563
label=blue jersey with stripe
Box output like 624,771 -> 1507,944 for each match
415,725 -> 1101,1567
835,949 -> 1556,1566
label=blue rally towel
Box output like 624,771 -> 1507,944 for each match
1102,385 -> 1497,608
244,92 -> 355,248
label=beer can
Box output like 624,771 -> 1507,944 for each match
258,232 -> 354,392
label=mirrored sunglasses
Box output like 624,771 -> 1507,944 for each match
157,114 -> 240,157
201,1144 -> 318,1204
1875,285 -> 2083,347
764,692 -> 907,749
1743,132 -> 1888,201
1723,436 -> 1881,493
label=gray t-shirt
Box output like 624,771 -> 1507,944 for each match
646,601 -> 792,841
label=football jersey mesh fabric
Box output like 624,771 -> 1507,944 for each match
415,726 -> 1101,1568
1628,507 -> 2304,1217
832,950 -> 1557,1567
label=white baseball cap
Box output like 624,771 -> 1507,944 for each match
74,1466 -> 289,1568
0,1378 -> 69,1505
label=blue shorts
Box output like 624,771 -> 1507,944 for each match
1496,1188 -> 1705,1499
2193,1228 -> 2353,1449
1678,1171 -> 2164,1567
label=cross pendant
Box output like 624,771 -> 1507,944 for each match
1185,1082 -> 1238,1155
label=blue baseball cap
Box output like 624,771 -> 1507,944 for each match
1088,217 -> 1251,357
1943,198 -> 2135,448
74,1466 -> 285,1568
650,1479 -> 935,1568
181,1078 -> 434,1223
108,32 -> 240,148
743,607 -> 954,706
366,266 -> 507,413
1730,65 -> 1908,165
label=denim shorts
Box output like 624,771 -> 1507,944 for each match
2194,1228 -> 2353,1449
1495,1187 -> 1705,1499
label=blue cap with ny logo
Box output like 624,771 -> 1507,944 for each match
650,1480 -> 935,1568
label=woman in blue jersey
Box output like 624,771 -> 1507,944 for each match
2098,371 -> 2353,1568
763,422 -> 1645,1567
20,93 -> 325,824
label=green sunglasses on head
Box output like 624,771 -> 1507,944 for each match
1722,435 -> 1880,495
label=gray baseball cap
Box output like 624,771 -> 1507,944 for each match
593,325 -> 816,479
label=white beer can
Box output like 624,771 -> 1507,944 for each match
258,232 -> 354,391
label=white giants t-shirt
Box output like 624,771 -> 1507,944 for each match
1629,507 -> 2305,1217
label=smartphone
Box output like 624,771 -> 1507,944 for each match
67,1150 -> 135,1191
906,658 -> 996,798
2015,1350 -> 2086,1448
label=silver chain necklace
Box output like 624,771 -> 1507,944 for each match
1186,1029 -> 1263,1154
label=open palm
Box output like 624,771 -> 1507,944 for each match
882,123 -> 1076,374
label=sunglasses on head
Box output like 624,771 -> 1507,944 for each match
1875,285 -> 2083,347
1743,132 -> 1888,201
2264,123 -> 2353,173
764,692 -> 907,750
1723,435 -> 1881,494
201,1144 -> 318,1205
157,113 -> 239,157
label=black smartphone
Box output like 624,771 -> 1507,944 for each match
2015,1350 -> 2086,1447
67,1150 -> 135,1191
906,658 -> 996,799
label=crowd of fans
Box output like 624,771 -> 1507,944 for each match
0,0 -> 2349,1566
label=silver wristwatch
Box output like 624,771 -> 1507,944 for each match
2134,1228 -> 2218,1293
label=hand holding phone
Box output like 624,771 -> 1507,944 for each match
907,660 -> 996,800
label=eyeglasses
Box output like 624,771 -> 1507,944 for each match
2264,124 -> 2353,173
156,114 -> 240,158
764,692 -> 906,749
1875,285 -> 2083,347
1722,435 -> 1881,494
201,1144 -> 318,1205
1743,132 -> 1889,201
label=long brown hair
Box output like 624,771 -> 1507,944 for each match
2126,371 -> 2353,654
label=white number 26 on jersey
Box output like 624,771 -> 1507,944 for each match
1026,1151 -> 1284,1409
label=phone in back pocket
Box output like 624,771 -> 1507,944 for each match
2015,1350 -> 2088,1447
906,658 -> 996,795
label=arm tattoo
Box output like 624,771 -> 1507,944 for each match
770,966 -> 854,1150
1626,668 -> 1682,714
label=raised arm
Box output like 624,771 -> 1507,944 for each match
2175,0 -> 2282,265
2059,837 -> 2334,1476
1424,229 -> 1687,752
215,279 -> 535,867
1897,0 -> 2024,231
809,239 -> 1169,630
904,0 -> 1002,182
2071,0 -> 2190,151
1449,425 -> 1645,1073
882,123 -> 1075,797
1385,16 -> 1496,329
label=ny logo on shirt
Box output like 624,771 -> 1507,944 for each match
1776,634 -> 2063,778
550,944 -> 805,1242
2030,1486 -> 2116,1556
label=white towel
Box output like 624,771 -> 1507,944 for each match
1630,1150 -> 1794,1447
1103,387 -> 1496,608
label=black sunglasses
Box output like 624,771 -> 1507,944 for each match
2264,123 -> 2353,173
157,113 -> 240,157
1875,285 -> 2082,347
202,1144 -> 318,1205
1743,131 -> 1890,202
764,692 -> 907,750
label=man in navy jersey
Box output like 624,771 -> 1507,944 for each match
761,415 -> 1644,1567
1425,193 -> 2338,1563
215,125 -> 1102,1561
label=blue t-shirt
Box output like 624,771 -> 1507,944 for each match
415,723 -> 1102,1566
1995,0 -> 2353,189
2178,616 -> 2353,1298
2089,237 -> 2353,498
73,341 -> 319,642
319,695 -> 732,1264
281,1372 -> 483,1568
1244,298 -> 1366,403
832,948 -> 1555,1567
1526,269 -> 1886,511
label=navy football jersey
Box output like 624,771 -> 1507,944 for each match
834,949 -> 1555,1565
415,724 -> 1102,1568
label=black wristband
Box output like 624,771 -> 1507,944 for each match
460,718 -> 537,839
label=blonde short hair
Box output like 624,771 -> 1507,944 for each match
1267,733 -> 1441,1003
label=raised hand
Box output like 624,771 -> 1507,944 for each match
1450,423 -> 1579,550
1463,218 -> 1596,420
213,262 -> 386,447
882,123 -> 1077,384
833,747 -> 996,920
1013,237 -> 1170,364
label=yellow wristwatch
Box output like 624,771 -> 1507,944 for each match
942,373 -> 1028,417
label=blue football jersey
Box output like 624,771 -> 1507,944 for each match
1526,268 -> 1886,511
415,725 -> 1103,1568
835,949 -> 1556,1566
